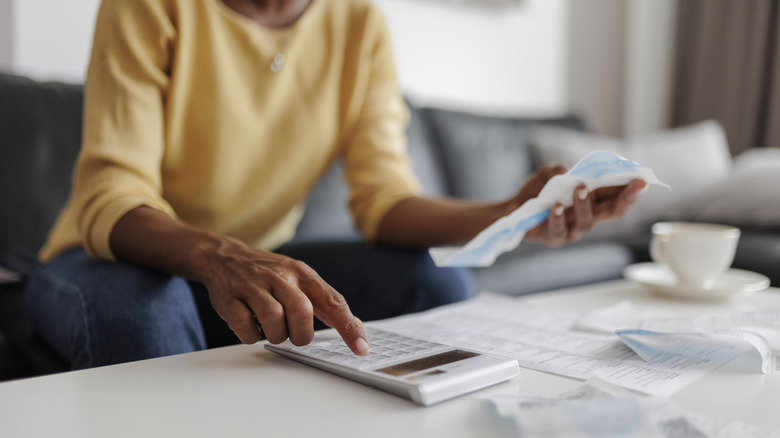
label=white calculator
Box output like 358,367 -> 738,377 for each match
264,328 -> 519,406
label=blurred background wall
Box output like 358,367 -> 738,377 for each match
0,0 -> 713,141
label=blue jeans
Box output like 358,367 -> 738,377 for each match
25,241 -> 474,369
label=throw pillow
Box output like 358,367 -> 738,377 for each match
530,120 -> 733,238
677,147 -> 780,229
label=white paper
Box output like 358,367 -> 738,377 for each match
429,151 -> 669,267
369,293 -> 739,396
485,381 -> 780,438
688,414 -> 780,438
616,330 -> 753,366
576,301 -> 780,333
487,396 -> 674,438
717,328 -> 779,374
578,303 -> 780,374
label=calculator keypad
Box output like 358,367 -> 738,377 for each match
291,330 -> 451,369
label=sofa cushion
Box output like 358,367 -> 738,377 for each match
733,231 -> 780,287
0,73 -> 83,275
425,108 -> 584,201
472,241 -> 633,295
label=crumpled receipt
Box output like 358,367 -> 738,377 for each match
429,151 -> 669,267
486,378 -> 780,438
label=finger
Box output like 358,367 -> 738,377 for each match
313,307 -> 335,329
604,179 -> 647,219
313,310 -> 367,343
623,179 -> 648,204
267,280 -> 315,347
223,301 -> 263,344
532,165 -> 567,192
246,288 -> 289,345
539,164 -> 567,180
546,203 -> 568,247
570,185 -> 594,241
298,270 -> 370,355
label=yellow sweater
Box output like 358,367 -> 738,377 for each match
40,0 -> 421,263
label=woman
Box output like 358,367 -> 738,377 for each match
26,0 -> 646,369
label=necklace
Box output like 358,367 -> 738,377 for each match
239,0 -> 302,72
270,52 -> 285,73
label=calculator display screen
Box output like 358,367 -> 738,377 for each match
376,350 -> 479,377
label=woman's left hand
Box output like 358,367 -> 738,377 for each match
512,164 -> 648,247
523,178 -> 647,247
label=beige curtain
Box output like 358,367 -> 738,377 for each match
672,0 -> 780,155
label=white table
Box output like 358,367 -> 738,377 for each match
1,280 -> 778,437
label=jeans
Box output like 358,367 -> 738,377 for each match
25,241 -> 474,369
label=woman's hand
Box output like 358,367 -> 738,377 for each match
510,165 -> 648,247
376,164 -> 647,250
111,206 -> 370,355
195,237 -> 370,353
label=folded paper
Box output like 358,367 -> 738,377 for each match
430,151 -> 669,267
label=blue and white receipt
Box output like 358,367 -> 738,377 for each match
429,151 -> 669,267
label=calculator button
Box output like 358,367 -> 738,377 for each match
290,330 -> 451,369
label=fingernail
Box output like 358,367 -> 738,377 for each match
355,337 -> 371,355
627,183 -> 649,203
578,188 -> 588,200
554,205 -> 564,216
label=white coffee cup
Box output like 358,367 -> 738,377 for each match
650,222 -> 740,288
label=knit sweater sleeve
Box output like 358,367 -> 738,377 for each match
74,0 -> 178,260
342,6 -> 422,242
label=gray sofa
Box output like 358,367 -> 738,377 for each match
2,72 -> 779,379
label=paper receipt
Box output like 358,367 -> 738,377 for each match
429,151 -> 669,267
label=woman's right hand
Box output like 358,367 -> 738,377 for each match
110,205 -> 370,355
195,236 -> 370,354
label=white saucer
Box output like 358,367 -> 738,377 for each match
623,262 -> 770,300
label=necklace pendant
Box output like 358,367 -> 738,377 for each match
270,53 -> 285,72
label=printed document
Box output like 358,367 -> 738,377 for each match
370,293 -> 750,396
